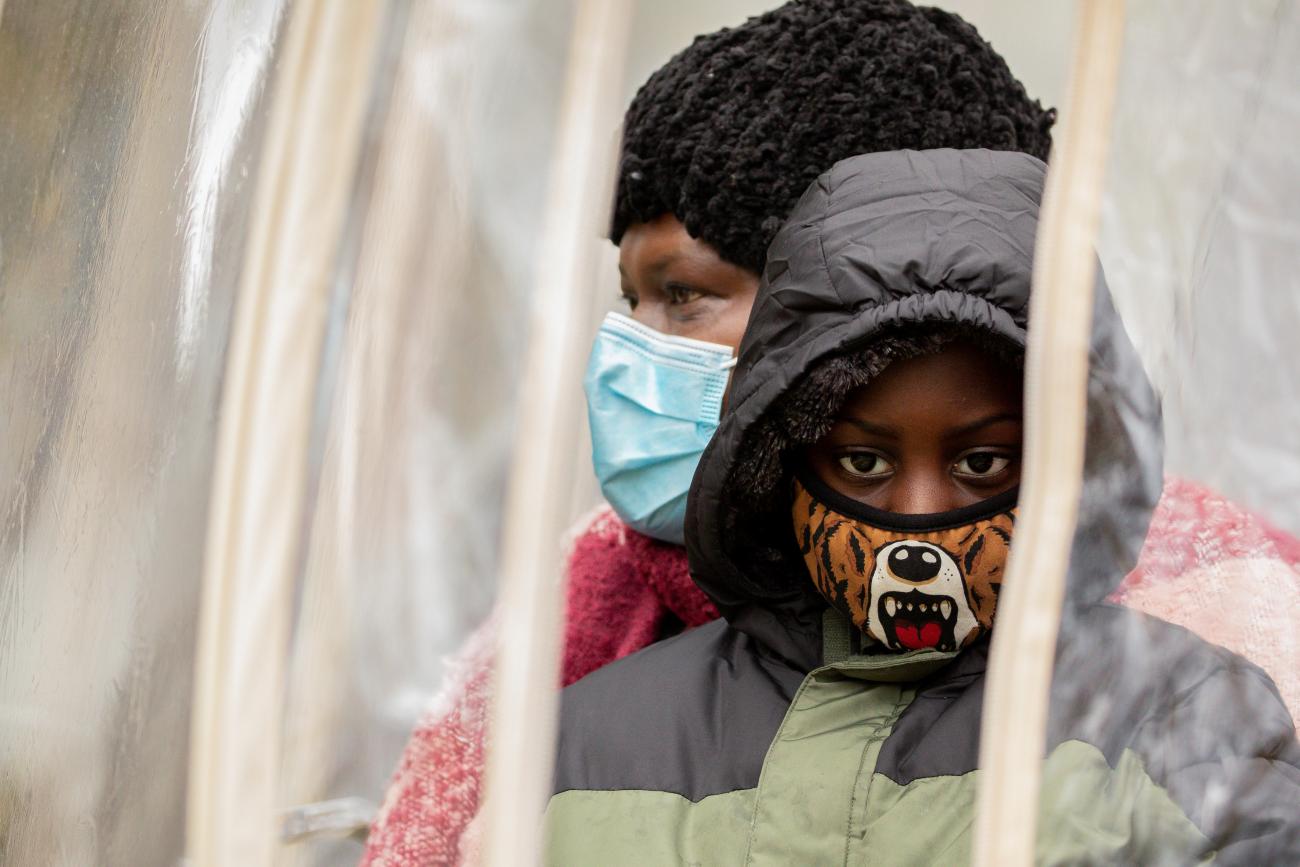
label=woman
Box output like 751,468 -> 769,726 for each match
362,2 -> 1300,863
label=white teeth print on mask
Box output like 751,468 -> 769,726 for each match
868,541 -> 979,651
584,313 -> 736,544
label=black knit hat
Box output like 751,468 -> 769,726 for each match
612,0 -> 1055,273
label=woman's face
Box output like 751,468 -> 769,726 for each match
804,342 -> 1024,515
617,215 -> 760,349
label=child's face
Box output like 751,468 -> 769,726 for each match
803,341 -> 1023,515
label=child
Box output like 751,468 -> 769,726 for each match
545,149 -> 1300,864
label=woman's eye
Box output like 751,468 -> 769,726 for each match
665,283 -> 704,306
952,452 -> 1011,479
837,452 -> 893,479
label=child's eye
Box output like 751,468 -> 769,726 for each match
952,451 -> 1011,479
665,282 -> 705,306
837,451 -> 894,479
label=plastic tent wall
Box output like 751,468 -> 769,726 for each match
1027,0 -> 1300,859
1097,0 -> 1300,746
1,0 -> 583,863
4,0 -> 1297,865
1098,0 -> 1300,707
1102,0 -> 1300,537
0,2 -> 288,863
276,2 -> 584,863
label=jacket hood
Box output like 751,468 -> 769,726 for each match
684,149 -> 1162,665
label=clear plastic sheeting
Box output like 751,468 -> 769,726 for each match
1101,0 -> 1300,535
1035,0 -> 1300,861
0,1 -> 287,864
1099,0 -> 1300,717
5,0 -> 1297,863
277,2 -> 580,864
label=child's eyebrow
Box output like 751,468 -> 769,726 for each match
842,418 -> 899,439
945,413 -> 1024,439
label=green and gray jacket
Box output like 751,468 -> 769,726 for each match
546,150 -> 1300,865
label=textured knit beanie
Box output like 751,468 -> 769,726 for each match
612,0 -> 1055,273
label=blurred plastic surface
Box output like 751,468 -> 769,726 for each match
1098,0 -> 1300,738
7,0 -> 1294,863
0,0 -> 286,863
276,2 -> 579,864
1038,0 -> 1300,859
1099,0 -> 1300,718
1101,0 -> 1300,534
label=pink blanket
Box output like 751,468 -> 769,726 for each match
361,478 -> 1300,866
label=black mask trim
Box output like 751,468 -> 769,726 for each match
793,465 -> 1020,533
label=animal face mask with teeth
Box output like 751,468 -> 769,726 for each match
792,473 -> 1017,652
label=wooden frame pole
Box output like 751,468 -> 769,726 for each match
972,2 -> 1127,864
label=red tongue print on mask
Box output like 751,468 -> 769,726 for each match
893,619 -> 943,650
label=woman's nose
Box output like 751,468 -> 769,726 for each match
630,302 -> 670,336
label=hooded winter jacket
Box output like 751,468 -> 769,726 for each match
544,150 -> 1300,865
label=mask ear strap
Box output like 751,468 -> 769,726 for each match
722,356 -> 739,370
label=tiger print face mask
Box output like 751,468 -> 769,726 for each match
792,472 -> 1017,652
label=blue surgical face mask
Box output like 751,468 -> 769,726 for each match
583,312 -> 736,544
